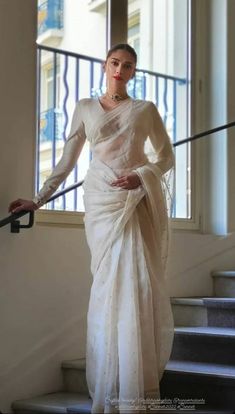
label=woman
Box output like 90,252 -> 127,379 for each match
8,44 -> 175,413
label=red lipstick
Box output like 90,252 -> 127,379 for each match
113,75 -> 122,80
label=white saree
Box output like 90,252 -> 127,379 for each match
33,97 -> 175,414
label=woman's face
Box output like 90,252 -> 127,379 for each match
104,49 -> 136,87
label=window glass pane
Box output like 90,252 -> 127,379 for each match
128,0 -> 191,219
36,0 -> 107,212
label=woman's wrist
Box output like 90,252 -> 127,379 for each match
32,196 -> 44,208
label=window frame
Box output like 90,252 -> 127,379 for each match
36,0 -> 203,232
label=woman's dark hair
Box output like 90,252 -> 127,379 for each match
106,43 -> 137,63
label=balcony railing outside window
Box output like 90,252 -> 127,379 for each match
38,0 -> 64,36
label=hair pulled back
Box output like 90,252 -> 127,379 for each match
106,43 -> 137,63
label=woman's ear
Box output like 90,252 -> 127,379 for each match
102,61 -> 106,72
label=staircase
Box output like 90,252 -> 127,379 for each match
11,271 -> 235,414
161,270 -> 235,412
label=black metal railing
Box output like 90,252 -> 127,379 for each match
1,120 -> 235,233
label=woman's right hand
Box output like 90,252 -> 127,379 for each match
8,198 -> 39,214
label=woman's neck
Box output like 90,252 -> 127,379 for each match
106,81 -> 127,96
106,90 -> 129,101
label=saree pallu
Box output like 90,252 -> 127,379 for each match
82,157 -> 174,414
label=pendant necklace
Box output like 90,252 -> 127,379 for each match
106,92 -> 129,102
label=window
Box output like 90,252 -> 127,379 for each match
36,0 -> 193,225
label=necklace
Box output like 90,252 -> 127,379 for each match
106,92 -> 129,102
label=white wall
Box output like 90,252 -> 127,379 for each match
0,0 -> 235,413
0,1 -> 92,412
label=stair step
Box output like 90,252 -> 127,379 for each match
212,270 -> 235,297
171,326 -> 235,364
204,298 -> 235,308
62,358 -> 86,370
62,358 -> 88,394
171,297 -> 208,327
10,389 -> 231,414
161,360 -> 235,409
11,392 -> 92,414
203,298 -> 235,327
171,296 -> 235,328
166,359 -> 235,379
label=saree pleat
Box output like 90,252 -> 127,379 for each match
83,157 -> 174,413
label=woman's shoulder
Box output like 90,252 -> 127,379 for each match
132,98 -> 155,108
77,97 -> 97,107
73,98 -> 98,118
132,98 -> 156,114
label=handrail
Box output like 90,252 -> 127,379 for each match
46,180 -> 84,203
174,120 -> 235,147
0,210 -> 35,233
1,120 -> 235,232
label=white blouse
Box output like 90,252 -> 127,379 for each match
33,97 -> 174,207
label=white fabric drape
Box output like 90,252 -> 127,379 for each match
32,97 -> 175,413
83,156 -> 174,414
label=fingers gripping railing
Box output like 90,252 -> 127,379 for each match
1,122 -> 235,233
1,180 -> 84,233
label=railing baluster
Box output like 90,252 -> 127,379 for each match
133,75 -> 137,99
90,60 -> 94,97
155,75 -> 159,106
99,63 -> 104,95
51,52 -> 56,209
76,57 -> 80,102
142,73 -> 146,100
61,53 -> 69,210
173,80 -> 177,144
172,79 -> 177,218
163,78 -> 168,126
36,47 -> 42,199
74,57 -> 80,211
52,51 -> 57,170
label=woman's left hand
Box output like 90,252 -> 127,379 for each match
111,172 -> 141,190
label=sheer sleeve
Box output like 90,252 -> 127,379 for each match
147,101 -> 175,175
133,101 -> 175,220
32,101 -> 86,208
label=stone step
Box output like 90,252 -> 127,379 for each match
212,270 -> 235,297
11,392 -> 92,414
161,360 -> 235,409
171,296 -> 235,328
204,298 -> 235,327
62,357 -> 235,411
170,326 -> 235,364
10,389 -> 230,414
170,297 -> 209,327
62,358 -> 88,394
12,360 -> 234,413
